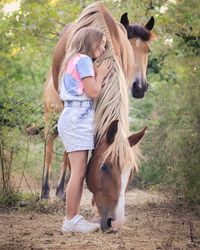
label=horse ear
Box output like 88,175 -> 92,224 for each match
106,120 -> 119,145
120,12 -> 129,28
128,126 -> 147,147
144,16 -> 154,31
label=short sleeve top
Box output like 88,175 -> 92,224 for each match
59,53 -> 95,101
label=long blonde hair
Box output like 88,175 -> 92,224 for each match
57,2 -> 141,171
58,27 -> 105,91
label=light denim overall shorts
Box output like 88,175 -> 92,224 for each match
57,100 -> 95,153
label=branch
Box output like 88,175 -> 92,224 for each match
0,143 -> 6,192
17,137 -> 30,192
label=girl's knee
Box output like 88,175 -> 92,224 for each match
71,167 -> 86,181
78,168 -> 87,181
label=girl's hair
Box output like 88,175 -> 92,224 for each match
70,27 -> 105,57
58,28 -> 105,91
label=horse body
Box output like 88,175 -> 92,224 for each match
42,2 -> 155,231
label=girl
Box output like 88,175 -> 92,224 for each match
57,27 -> 111,233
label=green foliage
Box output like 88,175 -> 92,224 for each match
0,190 -> 22,207
0,190 -> 43,210
0,96 -> 43,128
132,0 -> 200,204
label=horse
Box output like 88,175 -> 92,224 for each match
42,1 -> 155,219
86,120 -> 147,232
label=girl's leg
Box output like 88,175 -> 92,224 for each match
65,150 -> 88,220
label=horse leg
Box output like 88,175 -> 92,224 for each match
41,130 -> 58,199
56,151 -> 71,200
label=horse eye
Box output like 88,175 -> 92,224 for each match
101,164 -> 109,171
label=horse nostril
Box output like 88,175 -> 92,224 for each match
132,81 -> 141,91
107,218 -> 113,228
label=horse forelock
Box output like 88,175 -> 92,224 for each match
127,24 -> 151,41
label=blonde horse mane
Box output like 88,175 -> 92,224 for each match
61,2 -> 140,171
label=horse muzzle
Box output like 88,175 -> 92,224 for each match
131,80 -> 149,99
101,216 -> 125,232
101,217 -> 113,232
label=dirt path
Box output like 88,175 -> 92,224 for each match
0,189 -> 200,250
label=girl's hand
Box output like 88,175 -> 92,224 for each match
83,59 -> 112,99
95,59 -> 112,79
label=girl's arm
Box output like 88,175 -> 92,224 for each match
82,59 -> 111,99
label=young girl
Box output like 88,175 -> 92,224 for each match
57,27 -> 111,233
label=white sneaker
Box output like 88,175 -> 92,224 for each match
61,214 -> 100,233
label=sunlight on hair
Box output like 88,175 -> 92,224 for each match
58,2 -> 141,171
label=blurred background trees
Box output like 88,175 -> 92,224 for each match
0,0 -> 199,204
131,0 -> 200,204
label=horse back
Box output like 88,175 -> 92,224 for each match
52,24 -> 71,92
44,70 -> 63,119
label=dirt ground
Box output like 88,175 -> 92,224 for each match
0,188 -> 200,250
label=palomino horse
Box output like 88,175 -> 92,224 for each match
42,2 -> 155,215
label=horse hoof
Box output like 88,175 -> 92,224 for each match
56,189 -> 66,202
41,189 -> 50,199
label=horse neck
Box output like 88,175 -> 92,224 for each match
94,59 -> 129,143
94,60 -> 138,170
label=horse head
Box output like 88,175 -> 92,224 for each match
86,120 -> 147,232
120,14 -> 155,98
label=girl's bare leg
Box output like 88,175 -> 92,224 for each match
65,150 -> 88,220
